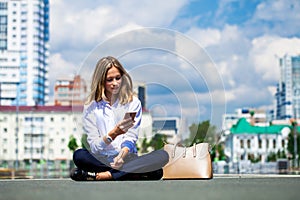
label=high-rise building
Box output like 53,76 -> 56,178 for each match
133,82 -> 146,110
0,0 -> 49,106
275,55 -> 300,120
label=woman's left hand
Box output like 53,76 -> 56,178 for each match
110,156 -> 124,170
110,148 -> 129,170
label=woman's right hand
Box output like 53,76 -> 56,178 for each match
116,118 -> 135,134
108,118 -> 134,140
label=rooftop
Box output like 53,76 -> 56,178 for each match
230,118 -> 300,134
0,105 -> 83,113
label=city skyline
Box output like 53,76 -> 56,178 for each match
48,0 -> 300,128
1,0 -> 300,128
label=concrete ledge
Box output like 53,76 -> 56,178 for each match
213,173 -> 300,178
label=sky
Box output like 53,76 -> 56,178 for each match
48,0 -> 300,130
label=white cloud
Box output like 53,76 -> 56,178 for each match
46,0 -> 300,127
182,24 -> 300,118
248,0 -> 300,37
184,25 -> 251,89
250,35 -> 300,82
186,27 -> 221,48
225,84 -> 273,107
50,0 -> 189,52
254,0 -> 300,21
48,53 -> 77,96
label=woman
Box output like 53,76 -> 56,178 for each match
70,56 -> 169,181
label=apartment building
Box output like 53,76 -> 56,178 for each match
0,105 -> 82,168
0,0 -> 49,106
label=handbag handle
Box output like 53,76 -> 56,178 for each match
172,143 -> 197,158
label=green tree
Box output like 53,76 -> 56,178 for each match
287,131 -> 300,160
148,134 -> 167,150
138,133 -> 168,154
210,143 -> 226,161
185,120 -> 225,161
138,137 -> 149,154
67,135 -> 79,152
277,150 -> 287,159
185,120 -> 217,146
248,153 -> 260,163
267,152 -> 277,162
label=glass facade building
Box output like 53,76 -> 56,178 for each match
0,0 -> 49,106
275,55 -> 300,119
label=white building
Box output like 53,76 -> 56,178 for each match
225,118 -> 293,164
0,105 -> 154,169
0,0 -> 49,106
222,108 -> 269,133
152,117 -> 185,143
0,105 -> 82,169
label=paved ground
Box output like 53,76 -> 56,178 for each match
1,175 -> 299,200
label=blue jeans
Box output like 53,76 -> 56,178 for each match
73,148 -> 169,180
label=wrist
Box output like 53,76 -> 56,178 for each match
119,147 -> 129,159
106,135 -> 113,143
108,129 -> 118,140
122,147 -> 130,153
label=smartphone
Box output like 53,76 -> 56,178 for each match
124,112 -> 137,121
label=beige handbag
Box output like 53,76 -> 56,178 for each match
163,143 -> 213,179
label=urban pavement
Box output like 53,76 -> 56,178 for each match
0,174 -> 299,200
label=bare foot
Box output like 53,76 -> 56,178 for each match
96,171 -> 113,181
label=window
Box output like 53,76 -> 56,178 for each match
281,139 -> 285,148
25,117 -> 33,122
240,140 -> 244,148
247,139 -> 251,148
273,139 -> 276,148
240,154 -> 244,160
258,139 -> 262,149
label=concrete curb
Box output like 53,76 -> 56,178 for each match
213,173 -> 300,178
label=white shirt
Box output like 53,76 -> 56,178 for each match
83,96 -> 142,157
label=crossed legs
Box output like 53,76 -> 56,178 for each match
71,148 -> 169,181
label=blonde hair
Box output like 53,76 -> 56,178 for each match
86,56 -> 133,105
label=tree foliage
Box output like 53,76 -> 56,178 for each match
184,120 -> 227,161
67,135 -> 79,152
184,120 -> 217,146
287,131 -> 300,159
138,133 -> 168,154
